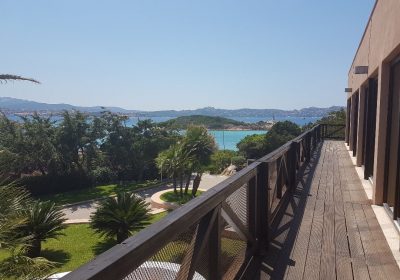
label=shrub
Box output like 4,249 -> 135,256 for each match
91,167 -> 117,184
208,150 -> 238,174
19,172 -> 93,196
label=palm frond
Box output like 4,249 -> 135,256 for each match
90,192 -> 150,243
0,254 -> 55,280
0,74 -> 40,84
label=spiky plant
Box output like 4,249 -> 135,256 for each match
0,74 -> 40,84
90,192 -> 151,243
0,184 -> 55,279
0,184 -> 31,249
0,254 -> 56,280
18,201 -> 66,257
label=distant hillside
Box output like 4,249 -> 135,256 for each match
135,106 -> 345,118
0,97 -> 135,114
0,97 -> 344,118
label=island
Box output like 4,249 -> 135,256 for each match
159,115 -> 275,130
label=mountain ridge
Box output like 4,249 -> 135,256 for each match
0,97 -> 344,117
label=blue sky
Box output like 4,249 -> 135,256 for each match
1,0 -> 375,110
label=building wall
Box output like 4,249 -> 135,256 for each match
347,0 -> 400,204
348,0 -> 400,95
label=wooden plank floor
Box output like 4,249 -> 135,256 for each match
260,140 -> 400,280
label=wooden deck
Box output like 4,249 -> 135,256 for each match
260,140 -> 400,280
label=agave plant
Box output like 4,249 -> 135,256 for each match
90,192 -> 151,243
18,201 -> 67,258
0,74 -> 40,84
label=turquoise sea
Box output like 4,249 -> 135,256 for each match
129,116 -> 321,150
208,130 -> 267,151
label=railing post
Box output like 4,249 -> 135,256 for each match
312,127 -> 317,148
318,125 -> 322,142
209,207 -> 221,280
288,142 -> 297,191
248,176 -> 256,245
276,157 -> 283,199
305,133 -> 311,162
257,162 -> 269,251
241,162 -> 269,279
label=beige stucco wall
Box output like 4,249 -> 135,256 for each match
348,0 -> 400,94
347,0 -> 400,204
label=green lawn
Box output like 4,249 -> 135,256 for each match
38,179 -> 160,205
0,212 -> 168,275
0,212 -> 247,278
160,190 -> 204,205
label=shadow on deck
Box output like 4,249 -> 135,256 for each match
259,140 -> 400,280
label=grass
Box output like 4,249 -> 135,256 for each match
0,212 -> 168,276
38,179 -> 160,205
160,190 -> 204,205
0,213 -> 246,278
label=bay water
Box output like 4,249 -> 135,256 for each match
130,116 -> 321,151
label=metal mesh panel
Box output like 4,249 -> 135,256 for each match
220,231 -> 246,279
225,184 -> 248,228
123,224 -> 206,280
221,184 -> 249,279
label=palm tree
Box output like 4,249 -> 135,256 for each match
90,192 -> 151,243
19,201 -> 66,257
0,184 -> 55,279
181,126 -> 216,196
156,144 -> 193,195
0,74 -> 40,84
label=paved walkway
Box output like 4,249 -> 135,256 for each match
260,140 -> 400,280
62,174 -> 228,223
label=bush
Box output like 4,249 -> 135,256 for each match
231,155 -> 246,169
208,150 -> 238,174
91,167 -> 117,185
19,172 -> 93,196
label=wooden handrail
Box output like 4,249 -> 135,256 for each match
62,124 -> 342,280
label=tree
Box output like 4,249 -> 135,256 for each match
57,111 -> 91,173
90,192 -> 151,243
181,126 -> 216,196
156,126 -> 215,197
237,134 -> 267,159
156,143 -> 192,195
0,113 -> 59,176
303,109 -> 346,131
132,120 -> 176,180
19,201 -> 66,257
237,121 -> 301,160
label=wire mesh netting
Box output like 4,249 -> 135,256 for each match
123,185 -> 249,280
225,184 -> 248,229
124,224 -> 200,280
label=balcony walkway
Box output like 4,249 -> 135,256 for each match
260,140 -> 400,280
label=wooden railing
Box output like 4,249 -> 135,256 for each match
320,123 -> 346,139
62,124 -> 344,280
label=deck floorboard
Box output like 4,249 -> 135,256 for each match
259,140 -> 400,280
